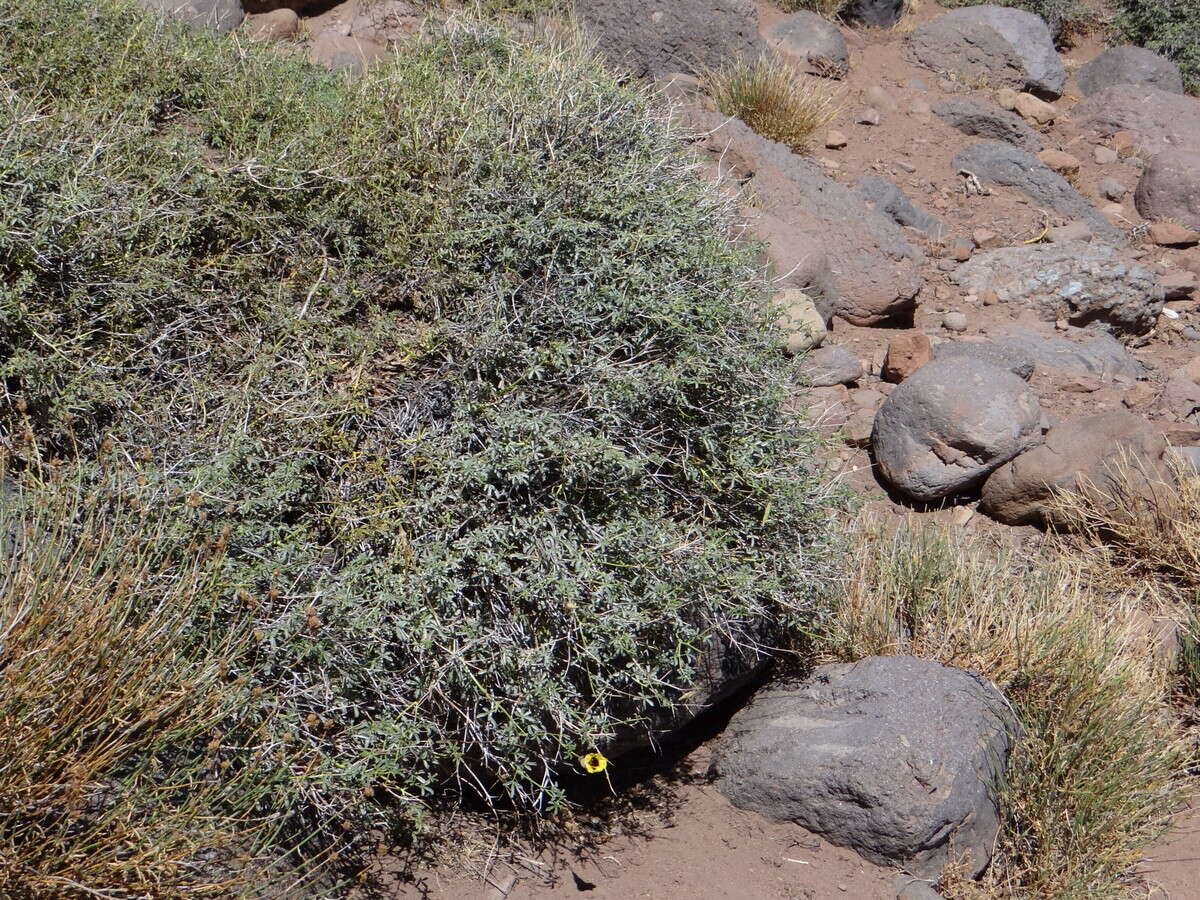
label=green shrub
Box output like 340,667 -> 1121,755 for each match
0,0 -> 835,862
1113,0 -> 1200,94
939,0 -> 1098,45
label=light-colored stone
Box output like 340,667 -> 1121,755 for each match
973,228 -> 1003,250
1098,176 -> 1127,202
1014,92 -> 1056,125
1094,145 -> 1119,165
1047,221 -> 1092,243
776,290 -> 828,354
943,311 -> 968,332
826,130 -> 849,149
1149,222 -> 1200,248
1036,148 -> 1080,176
243,7 -> 297,40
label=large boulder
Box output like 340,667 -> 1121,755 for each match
907,5 -> 1066,99
871,357 -> 1043,502
766,11 -> 849,77
578,0 -> 763,77
952,142 -> 1123,242
985,326 -> 1143,380
712,656 -> 1014,878
138,0 -> 243,31
950,242 -> 1164,336
1076,46 -> 1184,98
981,411 -> 1169,528
932,339 -> 1035,379
1135,149 -> 1200,231
692,112 -> 924,325
748,212 -> 840,309
932,98 -> 1043,153
1075,85 -> 1200,155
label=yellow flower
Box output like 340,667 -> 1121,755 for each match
579,752 -> 609,774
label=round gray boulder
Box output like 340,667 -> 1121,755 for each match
907,5 -> 1066,99
766,11 -> 849,77
1135,149 -> 1200,232
1076,46 -> 1184,97
712,656 -> 1015,878
802,345 -> 864,387
872,357 -> 1043,502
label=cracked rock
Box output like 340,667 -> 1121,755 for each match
712,656 -> 1015,878
872,357 -> 1042,502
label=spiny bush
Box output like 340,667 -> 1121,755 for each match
1113,0 -> 1200,94
0,0 -> 835,865
0,460 -> 317,896
829,516 -> 1190,898
702,56 -> 841,154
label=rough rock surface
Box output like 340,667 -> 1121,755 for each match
750,213 -> 840,308
1075,85 -> 1200,155
138,0 -> 243,31
692,111 -> 924,324
872,357 -> 1042,502
766,11 -> 849,76
981,411 -> 1169,527
776,290 -> 828,354
932,340 -> 1035,379
1076,46 -> 1184,98
988,326 -> 1143,379
579,0 -> 763,77
856,176 -> 945,235
712,656 -> 1014,878
951,242 -> 1163,335
308,31 -> 389,74
243,7 -> 298,40
952,142 -> 1122,242
802,345 -> 864,387
1135,149 -> 1200,231
932,98 -> 1043,153
907,5 -> 1066,98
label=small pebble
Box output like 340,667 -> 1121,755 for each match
855,107 -> 881,126
942,311 -> 968,332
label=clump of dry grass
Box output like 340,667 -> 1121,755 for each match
703,56 -> 841,155
775,0 -> 850,16
0,462 -> 305,897
826,514 -> 1191,898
